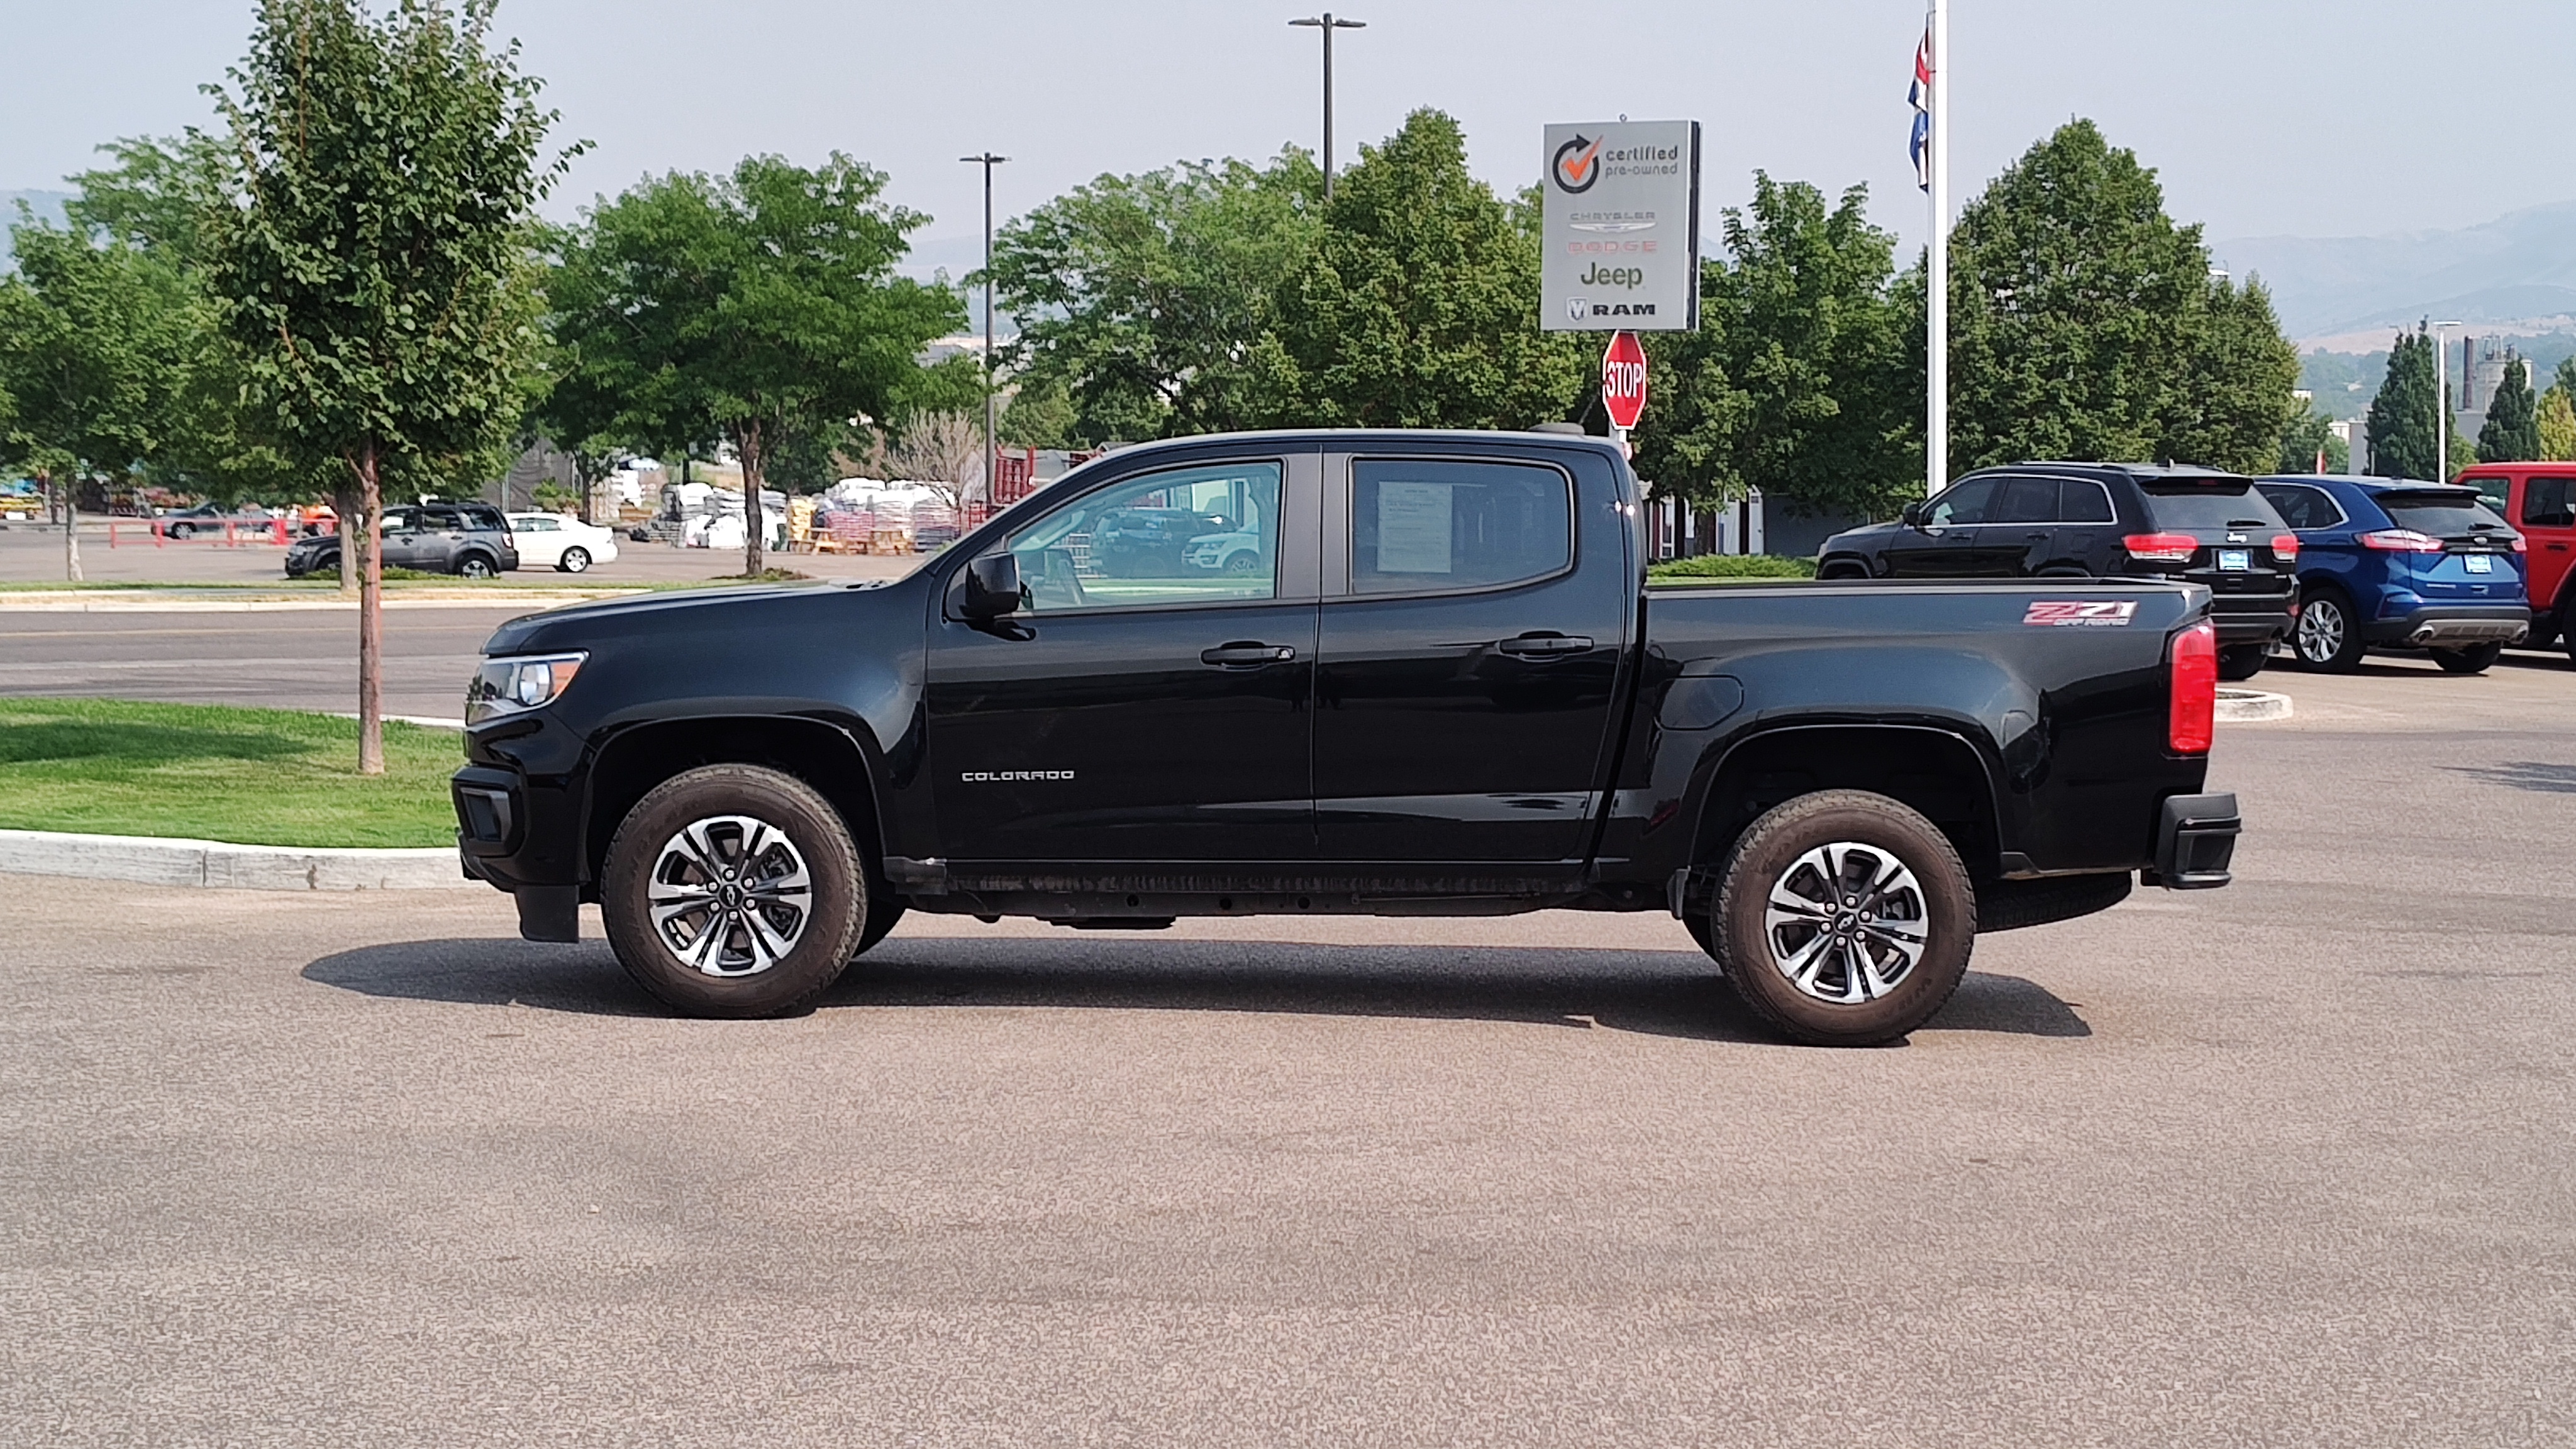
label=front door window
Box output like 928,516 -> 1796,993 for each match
1006,462 -> 1284,611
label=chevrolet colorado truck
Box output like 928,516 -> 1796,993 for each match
454,430 -> 2241,1045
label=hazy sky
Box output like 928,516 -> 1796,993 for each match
9,0 -> 2572,277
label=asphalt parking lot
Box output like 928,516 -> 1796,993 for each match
3,653 -> 2570,1445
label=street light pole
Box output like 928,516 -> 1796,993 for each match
2433,319 -> 2463,483
1289,13 -> 1365,200
960,152 -> 1009,510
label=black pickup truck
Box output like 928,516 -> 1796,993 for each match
454,430 -> 2240,1045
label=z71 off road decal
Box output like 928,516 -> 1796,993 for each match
2023,600 -> 2140,628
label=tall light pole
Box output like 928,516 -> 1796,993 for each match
1289,13 -> 1365,200
2433,319 -> 2463,483
961,152 -> 1009,508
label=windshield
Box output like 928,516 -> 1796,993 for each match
2376,492 -> 2514,539
2140,482 -> 2285,532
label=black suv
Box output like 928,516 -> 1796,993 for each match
286,502 -> 519,579
1820,464 -> 2297,679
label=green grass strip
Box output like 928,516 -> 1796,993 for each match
1646,553 -> 1819,583
0,697 -> 460,848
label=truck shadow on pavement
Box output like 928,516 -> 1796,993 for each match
301,935 -> 2092,1042
2443,760 -> 2576,794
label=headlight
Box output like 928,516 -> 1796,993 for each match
467,652 -> 586,723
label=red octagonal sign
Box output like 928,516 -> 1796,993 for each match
1601,330 -> 1648,430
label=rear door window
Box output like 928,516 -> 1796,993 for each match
2140,482 -> 2285,532
2523,478 -> 2574,528
1992,477 -> 2059,524
2257,484 -> 2343,531
2377,492 -> 2512,539
1349,458 -> 1571,594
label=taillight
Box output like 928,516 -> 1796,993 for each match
2357,528 -> 2443,553
2506,533 -> 2527,553
2169,620 -> 2217,754
2124,532 -> 2199,563
2270,533 -> 2299,561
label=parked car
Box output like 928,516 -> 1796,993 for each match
283,502 -> 519,579
2253,475 -> 2529,674
1819,463 -> 2298,680
454,428 -> 2240,1046
1091,506 -> 1235,577
506,511 -> 620,573
2455,461 -> 2576,663
1183,525 -> 1269,574
159,501 -> 274,540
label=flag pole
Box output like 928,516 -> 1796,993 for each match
1926,0 -> 1949,497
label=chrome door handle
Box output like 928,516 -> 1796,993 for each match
1201,643 -> 1296,667
1497,633 -> 1594,657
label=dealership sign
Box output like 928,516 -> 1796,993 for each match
1541,119 -> 1701,333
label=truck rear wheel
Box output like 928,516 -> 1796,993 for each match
601,765 -> 867,1018
1710,790 -> 1975,1046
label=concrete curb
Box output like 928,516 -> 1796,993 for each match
2216,688 -> 2293,723
0,591 -> 635,613
0,828 -> 474,891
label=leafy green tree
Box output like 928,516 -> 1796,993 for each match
204,0 -> 572,773
1947,121 -> 2297,475
989,150 -> 1322,443
2477,355 -> 2540,463
1256,109 -> 1588,429
2277,402 -> 2348,474
999,377 -> 1077,450
2366,328 -> 2442,480
2538,382 -> 2576,462
1635,175 -> 1913,519
548,153 -> 962,574
0,222 -> 197,580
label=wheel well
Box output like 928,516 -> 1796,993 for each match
583,716 -> 882,886
1690,726 -> 1999,888
1816,555 -> 1871,579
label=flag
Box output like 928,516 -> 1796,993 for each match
1908,21 -> 1932,193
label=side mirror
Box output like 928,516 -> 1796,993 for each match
961,552 -> 1023,621
1901,501 -> 1928,528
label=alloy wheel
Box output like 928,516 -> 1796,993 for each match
648,815 -> 814,977
2296,596 -> 2345,664
1760,841 -> 1929,1005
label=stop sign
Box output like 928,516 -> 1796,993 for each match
1601,330 -> 1648,430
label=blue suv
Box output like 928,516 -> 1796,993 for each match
2254,476 -> 2531,674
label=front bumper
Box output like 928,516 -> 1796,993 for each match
2359,602 -> 2531,648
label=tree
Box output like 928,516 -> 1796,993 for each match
2538,382 -> 2576,462
548,153 -> 963,575
2477,355 -> 2540,464
1947,121 -> 2297,475
989,150 -> 1322,443
0,221 -> 197,580
204,0 -> 572,774
2366,327 -> 2442,481
1635,175 -> 1913,519
2277,403 -> 2348,474
1255,111 -> 1589,430
999,377 -> 1077,450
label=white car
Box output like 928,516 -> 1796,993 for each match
506,512 -> 621,573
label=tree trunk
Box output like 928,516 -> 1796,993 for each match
355,443 -> 386,777
740,422 -> 765,577
334,480 -> 360,594
66,476 -> 83,582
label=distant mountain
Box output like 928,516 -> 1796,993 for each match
1,190 -> 74,269
2212,201 -> 2576,343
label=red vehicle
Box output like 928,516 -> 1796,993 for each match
2457,462 -> 2576,662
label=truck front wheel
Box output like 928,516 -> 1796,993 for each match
601,765 -> 868,1018
1710,790 -> 1975,1046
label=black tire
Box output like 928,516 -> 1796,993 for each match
1223,551 -> 1261,574
2431,642 -> 2502,675
1709,790 -> 1975,1046
2290,587 -> 2365,672
2217,643 -> 2270,681
169,523 -> 196,540
558,547 -> 591,574
601,765 -> 868,1018
457,553 -> 497,579
854,895 -> 907,957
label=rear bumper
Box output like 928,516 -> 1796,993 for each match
2210,597 -> 2296,646
2145,792 -> 2238,890
2360,602 -> 2531,647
